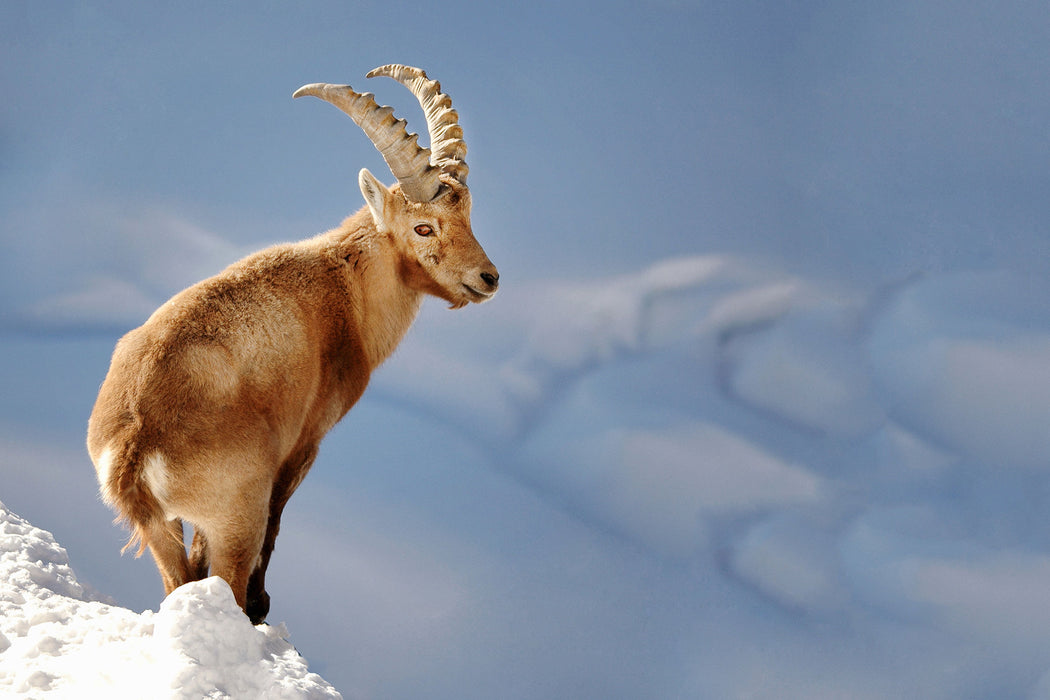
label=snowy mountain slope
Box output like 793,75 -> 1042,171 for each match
0,500 -> 339,699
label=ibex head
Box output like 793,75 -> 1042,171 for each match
295,64 -> 499,309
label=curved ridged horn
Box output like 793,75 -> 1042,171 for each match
367,64 -> 469,186
293,82 -> 441,203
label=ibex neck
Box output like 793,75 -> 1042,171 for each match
332,212 -> 424,369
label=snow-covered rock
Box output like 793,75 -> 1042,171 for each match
0,500 -> 340,699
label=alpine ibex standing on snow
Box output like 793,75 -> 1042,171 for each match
87,65 -> 498,624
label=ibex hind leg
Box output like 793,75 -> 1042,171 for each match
193,522 -> 270,625
147,518 -> 192,595
197,502 -> 268,620
189,528 -> 210,581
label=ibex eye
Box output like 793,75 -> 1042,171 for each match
414,224 -> 433,237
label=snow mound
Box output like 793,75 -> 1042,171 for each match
0,500 -> 340,699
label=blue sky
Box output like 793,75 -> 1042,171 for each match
4,2 -> 1050,698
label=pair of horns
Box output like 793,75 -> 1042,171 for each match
294,65 -> 467,203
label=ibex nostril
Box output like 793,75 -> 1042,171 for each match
480,271 -> 499,289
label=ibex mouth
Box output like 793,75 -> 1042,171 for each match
462,284 -> 494,302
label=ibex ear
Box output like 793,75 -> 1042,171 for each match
358,168 -> 389,231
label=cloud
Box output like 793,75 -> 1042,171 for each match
373,255 -> 849,560
912,550 -> 1050,643
14,277 -> 160,335
1,195 -> 252,335
722,301 -> 885,437
730,512 -> 848,614
376,254 -> 806,439
522,421 -> 824,556
839,503 -> 1050,668
869,271 -> 1050,469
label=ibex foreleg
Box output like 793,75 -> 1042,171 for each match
245,443 -> 320,624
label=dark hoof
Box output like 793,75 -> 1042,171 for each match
246,589 -> 271,625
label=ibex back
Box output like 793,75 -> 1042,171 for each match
86,65 -> 498,624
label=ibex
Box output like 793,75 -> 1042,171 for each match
86,65 -> 498,624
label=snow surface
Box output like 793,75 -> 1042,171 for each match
0,500 -> 339,699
